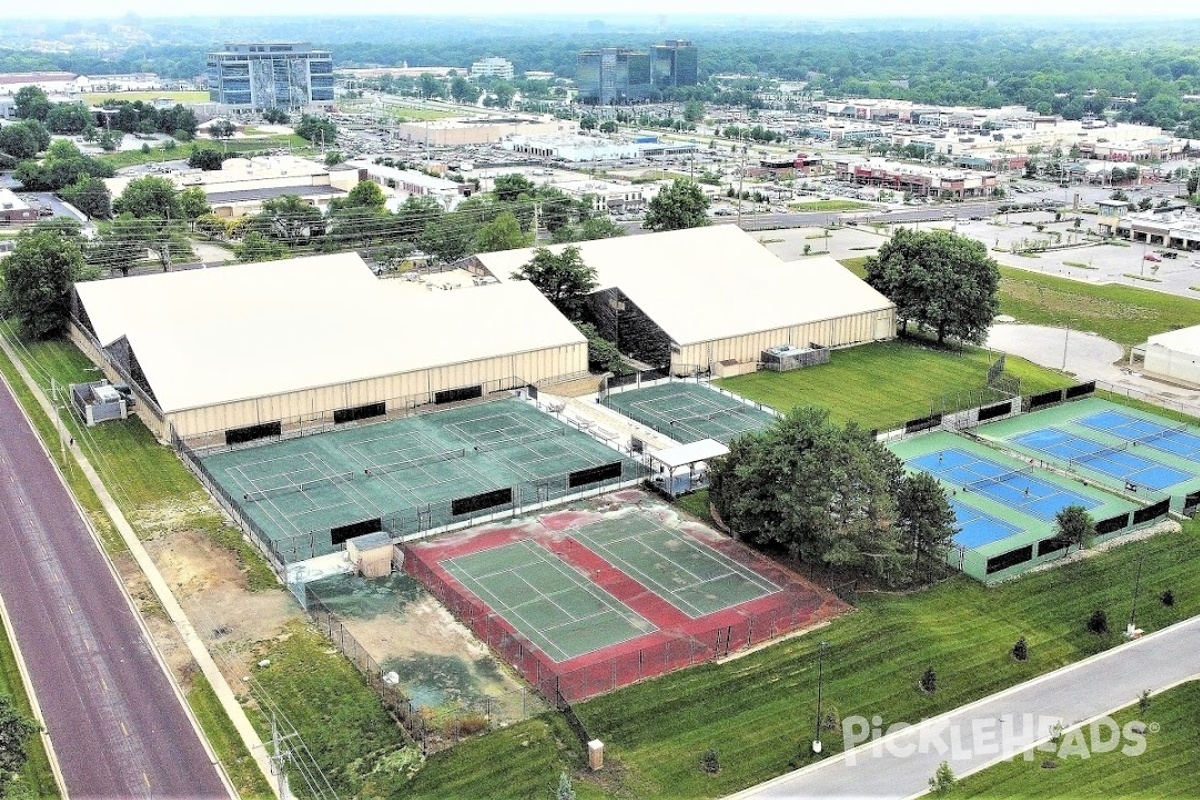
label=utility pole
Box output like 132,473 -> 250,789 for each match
735,147 -> 746,228
1126,545 -> 1146,637
270,715 -> 295,800
812,641 -> 829,754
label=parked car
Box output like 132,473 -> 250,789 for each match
1144,254 -> 1162,262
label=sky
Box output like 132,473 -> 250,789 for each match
10,0 -> 1200,19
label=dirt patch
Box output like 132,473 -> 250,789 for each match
112,550 -> 197,684
144,525 -> 299,682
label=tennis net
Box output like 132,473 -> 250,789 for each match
473,427 -> 566,452
365,448 -> 466,476
1133,422 -> 1190,447
671,405 -> 756,427
243,470 -> 359,502
1068,441 -> 1128,470
962,464 -> 1035,494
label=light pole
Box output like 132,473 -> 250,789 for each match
1126,544 -> 1146,637
812,641 -> 829,754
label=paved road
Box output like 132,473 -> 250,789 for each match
730,616 -> 1200,799
0,377 -> 228,798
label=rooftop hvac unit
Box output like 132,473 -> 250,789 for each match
761,343 -> 830,372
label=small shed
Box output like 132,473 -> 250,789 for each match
648,438 -> 730,497
346,531 -> 395,578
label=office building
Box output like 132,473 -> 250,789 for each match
651,39 -> 698,89
577,48 -> 652,104
206,43 -> 334,110
470,57 -> 515,81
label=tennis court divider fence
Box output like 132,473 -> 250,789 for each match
304,586 -> 547,755
403,544 -> 835,704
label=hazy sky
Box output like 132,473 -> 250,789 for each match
9,0 -> 1200,19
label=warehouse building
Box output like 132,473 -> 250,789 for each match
70,253 -> 587,444
1139,326 -> 1200,388
468,226 -> 895,374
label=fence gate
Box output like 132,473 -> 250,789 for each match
417,505 -> 434,532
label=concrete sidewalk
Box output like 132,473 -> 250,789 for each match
729,616 -> 1200,799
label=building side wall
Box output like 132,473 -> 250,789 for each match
1144,345 -> 1200,388
672,307 -> 896,371
166,341 -> 587,437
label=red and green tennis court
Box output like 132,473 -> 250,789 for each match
404,498 -> 846,701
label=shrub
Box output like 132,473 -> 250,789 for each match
1161,588 -> 1175,607
1012,636 -> 1028,662
700,749 -> 721,775
1087,609 -> 1109,635
919,667 -> 937,694
928,761 -> 955,795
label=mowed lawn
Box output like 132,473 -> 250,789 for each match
406,525 -> 1200,799
717,339 -> 1071,430
839,256 -> 1200,353
956,679 -> 1200,798
83,90 -> 210,105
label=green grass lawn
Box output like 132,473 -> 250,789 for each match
0,605 -> 61,799
837,256 -> 1200,354
404,524 -> 1200,799
956,680 -> 1200,798
84,91 -> 210,105
98,134 -> 316,170
187,675 -> 273,799
997,267 -> 1200,352
790,200 -> 870,212
380,105 -> 464,122
716,339 -> 1071,430
247,623 -> 416,798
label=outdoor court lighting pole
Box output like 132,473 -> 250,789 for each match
1127,545 -> 1146,637
813,641 -> 829,754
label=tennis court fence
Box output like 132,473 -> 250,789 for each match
258,460 -> 650,566
304,588 -> 548,755
404,545 -> 831,704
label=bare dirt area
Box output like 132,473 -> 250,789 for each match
144,522 -> 299,682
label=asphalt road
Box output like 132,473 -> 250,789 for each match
730,615 -> 1200,799
0,377 -> 228,798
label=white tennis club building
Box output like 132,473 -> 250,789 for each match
71,253 -> 587,444
1140,325 -> 1200,388
469,225 -> 896,374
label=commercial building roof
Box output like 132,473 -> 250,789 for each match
75,253 -> 585,413
1146,325 -> 1200,356
475,226 -> 894,346
205,185 -> 345,204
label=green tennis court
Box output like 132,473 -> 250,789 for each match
198,399 -> 644,563
442,540 -> 656,662
569,514 -> 779,617
601,382 -> 777,444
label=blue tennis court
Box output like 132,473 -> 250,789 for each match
1077,410 -> 1200,462
909,447 -> 1101,522
1012,427 -> 1190,491
948,499 -> 1022,548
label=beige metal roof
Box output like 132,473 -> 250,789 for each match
476,226 -> 894,346
1147,325 -> 1200,356
75,253 -> 585,413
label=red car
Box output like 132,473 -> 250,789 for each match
1144,253 -> 1162,262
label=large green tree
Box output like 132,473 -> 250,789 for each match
864,227 -> 1000,345
0,696 -> 40,782
493,173 -> 536,203
113,175 -> 182,220
473,211 -> 531,253
45,103 -> 93,134
254,195 -> 324,247
59,175 -> 112,220
709,406 -> 949,586
511,245 -> 597,320
1054,505 -> 1096,558
896,471 -> 957,583
643,178 -> 711,232
13,140 -> 113,192
1,230 -> 87,339
0,125 -> 38,160
235,231 -> 288,263
13,86 -> 50,121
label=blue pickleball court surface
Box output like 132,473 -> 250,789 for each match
1077,410 -> 1200,463
909,447 -> 1101,522
1011,427 -> 1190,491
948,499 -> 1022,548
